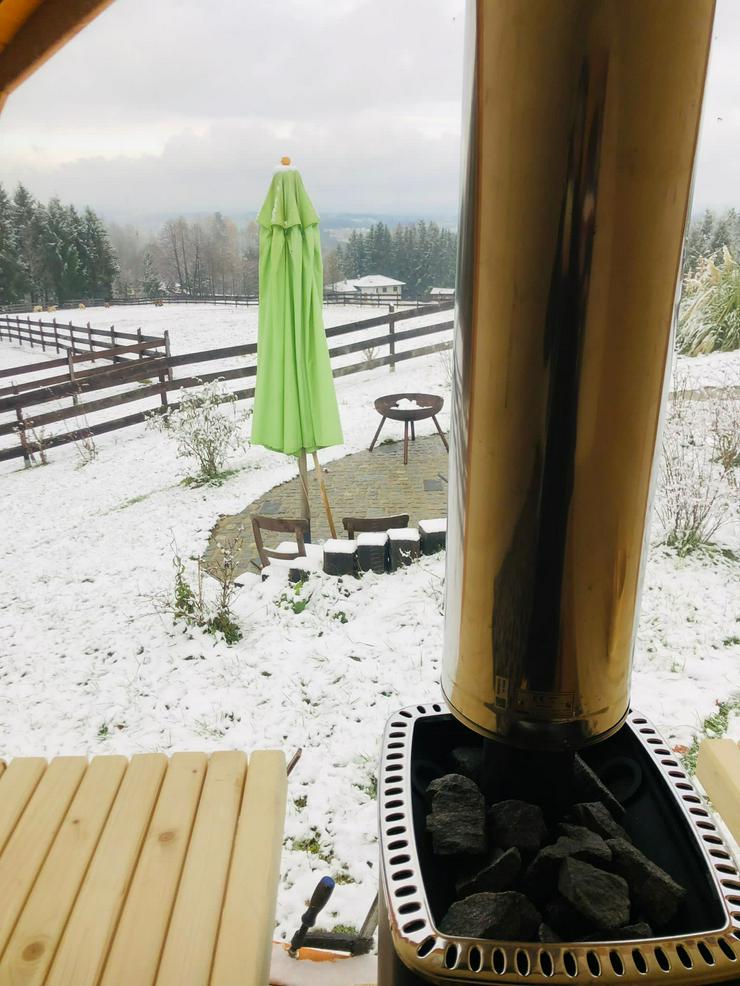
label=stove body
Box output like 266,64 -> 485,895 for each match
378,0 -> 738,982
443,0 -> 714,752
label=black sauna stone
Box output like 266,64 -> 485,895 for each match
523,831 -> 612,903
556,824 -> 613,862
439,892 -> 542,942
450,746 -> 483,784
538,923 -> 563,943
456,847 -> 521,897
573,757 -> 626,818
584,921 -> 654,942
558,857 -> 631,930
569,802 -> 631,842
607,838 -> 687,928
426,773 -> 486,856
543,897 -> 594,939
488,799 -> 548,853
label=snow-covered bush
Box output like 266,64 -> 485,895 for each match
678,246 -> 740,355
170,539 -> 243,644
148,379 -> 248,481
655,388 -> 734,555
712,398 -> 740,480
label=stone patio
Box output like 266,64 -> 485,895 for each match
205,434 -> 449,577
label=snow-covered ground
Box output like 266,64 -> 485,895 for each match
1,304 -> 738,937
1,303 -> 453,457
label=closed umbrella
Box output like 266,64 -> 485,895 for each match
251,159 -> 343,536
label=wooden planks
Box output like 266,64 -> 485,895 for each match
0,756 -> 127,986
99,753 -> 207,986
0,751 -> 288,986
0,758 -> 46,856
0,758 -> 87,957
154,751 -> 248,986
696,738 -> 740,843
211,750 -> 287,986
44,754 -> 167,986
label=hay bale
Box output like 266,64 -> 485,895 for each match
356,532 -> 388,574
388,527 -> 420,570
419,518 -> 447,554
323,539 -> 357,577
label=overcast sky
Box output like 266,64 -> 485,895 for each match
0,0 -> 737,223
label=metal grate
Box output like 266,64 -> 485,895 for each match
379,706 -> 740,984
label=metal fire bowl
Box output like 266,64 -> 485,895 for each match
375,393 -> 444,422
379,705 -> 740,985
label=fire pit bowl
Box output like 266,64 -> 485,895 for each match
378,704 -> 740,985
376,394 -> 445,423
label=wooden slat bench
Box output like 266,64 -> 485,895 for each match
0,751 -> 287,986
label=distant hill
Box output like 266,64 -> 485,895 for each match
100,208 -> 458,240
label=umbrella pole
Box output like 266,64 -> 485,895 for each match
312,450 -> 337,539
298,450 -> 311,532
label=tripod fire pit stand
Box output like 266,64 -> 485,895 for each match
369,393 -> 449,465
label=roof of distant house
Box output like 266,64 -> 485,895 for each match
328,279 -> 359,293
352,275 -> 406,287
430,287 -> 455,295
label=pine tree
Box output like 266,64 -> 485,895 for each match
0,183 -> 22,303
141,251 -> 161,298
81,207 -> 117,298
12,184 -> 40,302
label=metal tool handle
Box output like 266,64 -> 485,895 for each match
288,876 -> 335,956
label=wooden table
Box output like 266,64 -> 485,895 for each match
0,751 -> 287,986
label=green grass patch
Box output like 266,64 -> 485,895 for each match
181,466 -> 242,489
681,696 -> 740,774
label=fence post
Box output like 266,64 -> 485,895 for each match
68,350 -> 80,407
389,305 -> 396,373
29,318 -> 35,349
160,329 -> 172,409
53,318 -> 59,353
40,318 -> 46,352
69,321 -> 76,357
88,321 -> 94,359
110,325 -> 115,351
13,387 -> 31,467
137,327 -> 143,359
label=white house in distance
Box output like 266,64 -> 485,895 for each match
430,287 -> 455,298
327,275 -> 405,298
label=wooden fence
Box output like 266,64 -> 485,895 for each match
0,314 -> 166,362
0,302 -> 454,464
1,291 -> 453,314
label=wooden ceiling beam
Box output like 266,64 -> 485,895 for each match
0,0 -> 114,110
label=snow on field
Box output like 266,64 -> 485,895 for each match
1,302 -> 453,458
10,301 -> 451,358
1,305 -> 738,937
675,347 -> 740,391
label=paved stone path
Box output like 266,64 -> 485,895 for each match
205,433 -> 449,577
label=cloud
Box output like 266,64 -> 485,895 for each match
0,0 -> 737,219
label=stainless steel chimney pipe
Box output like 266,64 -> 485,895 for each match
442,0 -> 715,751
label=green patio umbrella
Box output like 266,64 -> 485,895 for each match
251,159 -> 343,535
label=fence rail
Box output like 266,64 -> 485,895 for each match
1,291 -> 453,314
0,301 -> 454,464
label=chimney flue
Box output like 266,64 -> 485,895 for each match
442,0 -> 715,751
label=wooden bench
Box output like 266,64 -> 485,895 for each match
696,738 -> 740,843
0,751 -> 287,986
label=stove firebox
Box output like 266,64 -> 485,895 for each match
378,706 -> 740,985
